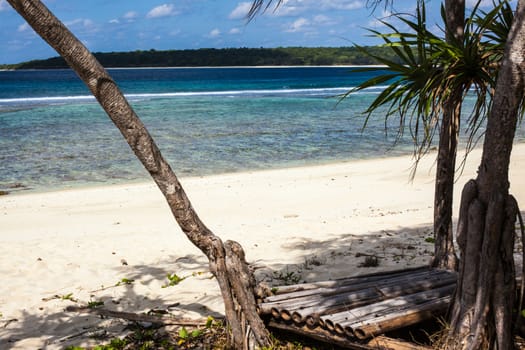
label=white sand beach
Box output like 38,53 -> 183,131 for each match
1,144 -> 525,349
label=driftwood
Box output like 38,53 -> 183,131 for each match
65,305 -> 218,326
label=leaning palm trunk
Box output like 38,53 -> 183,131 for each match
6,0 -> 271,348
445,0 -> 525,348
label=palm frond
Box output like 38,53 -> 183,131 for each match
344,0 -> 519,167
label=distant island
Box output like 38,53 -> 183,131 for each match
0,46 -> 399,69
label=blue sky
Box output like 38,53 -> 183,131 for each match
0,0 -> 505,64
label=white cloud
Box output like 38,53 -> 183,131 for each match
17,23 -> 30,32
324,0 -> 364,10
313,14 -> 329,23
209,28 -> 221,38
272,0 -> 364,16
287,17 -> 310,32
110,11 -> 138,24
0,0 -> 8,12
229,2 -> 252,19
147,4 -> 176,19
229,27 -> 241,34
367,9 -> 392,28
123,11 -> 139,21
313,14 -> 336,25
272,2 -> 302,16
65,18 -> 95,28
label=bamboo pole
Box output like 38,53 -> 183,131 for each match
288,287 -> 381,324
328,285 -> 455,336
264,267 -> 440,303
258,269 -> 455,318
289,273 -> 456,326
349,296 -> 451,339
267,266 -> 432,297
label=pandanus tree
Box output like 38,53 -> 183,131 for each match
336,1 -> 525,347
5,0 -> 272,348
446,1 -> 525,347
342,0 -> 512,271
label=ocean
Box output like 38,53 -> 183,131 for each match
0,67 -> 522,194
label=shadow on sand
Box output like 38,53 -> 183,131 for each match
3,214 -> 523,349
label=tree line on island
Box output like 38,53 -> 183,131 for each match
1,46 -> 403,69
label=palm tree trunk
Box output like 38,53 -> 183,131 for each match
432,92 -> 460,270
6,0 -> 271,347
431,0 -> 463,271
446,0 -> 525,348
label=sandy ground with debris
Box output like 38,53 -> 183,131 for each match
1,144 -> 524,349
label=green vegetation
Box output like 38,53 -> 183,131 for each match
161,273 -> 186,288
273,269 -> 302,285
425,237 -> 436,244
177,326 -> 204,346
8,46 -> 405,69
115,278 -> 135,286
87,300 -> 105,308
60,293 -> 77,302
64,316 -> 225,350
359,255 -> 380,267
62,315 -> 333,349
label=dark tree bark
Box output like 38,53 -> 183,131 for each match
446,0 -> 525,348
431,0 -> 464,271
6,0 -> 271,348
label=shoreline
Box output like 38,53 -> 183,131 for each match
3,65 -> 389,71
1,145 -> 524,349
3,140 -> 524,197
1,151 -> 415,197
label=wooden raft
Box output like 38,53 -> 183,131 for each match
257,266 -> 457,347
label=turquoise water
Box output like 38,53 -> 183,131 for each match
0,67 -> 522,193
